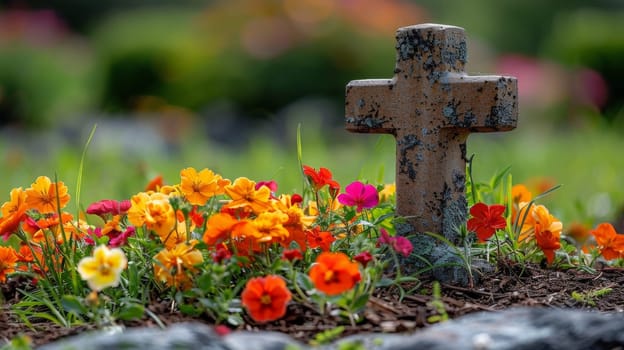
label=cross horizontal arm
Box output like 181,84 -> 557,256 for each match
345,79 -> 398,134
439,74 -> 518,131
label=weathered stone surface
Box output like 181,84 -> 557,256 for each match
344,23 -> 518,284
38,308 -> 624,350
37,323 -> 229,350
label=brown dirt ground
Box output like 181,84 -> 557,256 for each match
2,263 -> 624,347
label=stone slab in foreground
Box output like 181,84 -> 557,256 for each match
37,307 -> 624,350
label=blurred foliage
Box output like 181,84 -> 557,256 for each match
543,9 -> 624,121
91,1 -> 419,116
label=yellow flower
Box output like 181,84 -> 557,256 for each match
252,211 -> 290,243
224,177 -> 271,214
379,184 -> 396,202
153,241 -> 203,290
127,192 -> 176,238
78,245 -> 127,291
180,167 -> 230,206
25,176 -> 70,214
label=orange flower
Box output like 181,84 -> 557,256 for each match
0,246 -> 18,283
25,176 -> 70,214
180,167 -> 230,206
241,275 -> 291,323
534,223 -> 561,264
272,194 -> 315,251
0,188 -> 28,239
518,203 -> 562,243
566,222 -> 591,246
127,192 -> 176,238
144,175 -> 164,192
511,184 -> 532,205
511,184 -> 531,223
203,212 -> 239,246
224,177 -> 271,214
249,211 -> 289,244
153,241 -> 204,290
309,252 -> 361,295
590,223 -> 624,260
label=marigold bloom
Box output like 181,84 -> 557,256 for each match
467,203 -> 507,242
535,223 -> 561,264
153,242 -> 204,290
251,211 -> 290,243
224,177 -> 272,214
272,194 -> 315,251
590,223 -> 624,260
203,212 -> 239,246
302,165 -> 340,193
338,181 -> 379,212
0,188 -> 28,239
309,252 -> 361,296
77,245 -> 127,291
180,167 -> 230,206
127,192 -> 176,238
241,275 -> 291,323
25,176 -> 70,214
0,246 -> 18,283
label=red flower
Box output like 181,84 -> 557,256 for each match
534,223 -> 561,264
467,203 -> 507,242
303,165 -> 340,193
353,251 -> 373,267
306,227 -> 335,252
309,252 -> 361,296
241,275 -> 292,323
282,249 -> 303,262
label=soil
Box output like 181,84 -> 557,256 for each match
2,262 -> 624,347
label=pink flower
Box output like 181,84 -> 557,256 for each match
86,199 -> 131,217
337,181 -> 379,212
378,229 -> 413,257
109,226 -> 135,247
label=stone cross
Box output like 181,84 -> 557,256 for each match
345,24 -> 518,245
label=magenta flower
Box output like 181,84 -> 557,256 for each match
337,181 -> 379,212
378,229 -> 413,257
86,199 -> 131,217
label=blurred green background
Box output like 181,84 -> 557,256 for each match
0,0 -> 623,227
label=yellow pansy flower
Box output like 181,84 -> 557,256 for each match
78,245 -> 127,291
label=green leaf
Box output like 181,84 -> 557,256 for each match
61,295 -> 87,316
116,303 -> 145,321
296,271 -> 314,290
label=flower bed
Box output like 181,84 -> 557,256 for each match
0,162 -> 622,348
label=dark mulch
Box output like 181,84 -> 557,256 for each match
2,263 -> 624,347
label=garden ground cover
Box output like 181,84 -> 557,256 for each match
2,262 -> 624,346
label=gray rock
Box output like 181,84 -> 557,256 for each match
37,308 -> 624,350
37,323 -> 230,350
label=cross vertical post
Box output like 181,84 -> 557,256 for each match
345,24 -> 518,255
